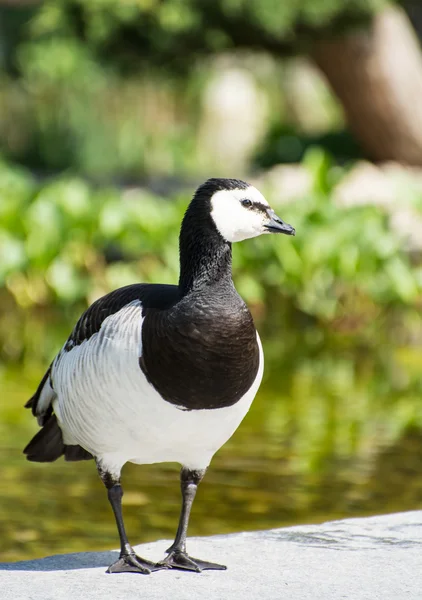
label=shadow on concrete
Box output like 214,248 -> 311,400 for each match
0,550 -> 118,571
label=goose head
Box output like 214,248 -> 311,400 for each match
200,178 -> 295,243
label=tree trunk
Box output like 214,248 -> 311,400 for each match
312,5 -> 422,166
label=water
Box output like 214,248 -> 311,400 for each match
2,344 -> 422,563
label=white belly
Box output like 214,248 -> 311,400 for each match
52,302 -> 263,477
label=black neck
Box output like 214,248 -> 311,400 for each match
178,206 -> 232,296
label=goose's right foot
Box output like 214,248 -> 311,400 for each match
107,552 -> 159,574
99,473 -> 163,575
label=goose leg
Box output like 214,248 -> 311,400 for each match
157,467 -> 226,572
98,466 -> 160,574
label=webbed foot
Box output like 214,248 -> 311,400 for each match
157,549 -> 226,572
107,553 -> 162,574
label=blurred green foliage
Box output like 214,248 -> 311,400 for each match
0,0 -> 394,177
1,148 -> 421,367
3,0 -> 386,72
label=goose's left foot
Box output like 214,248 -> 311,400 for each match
107,553 -> 157,574
157,549 -> 226,572
163,467 -> 226,573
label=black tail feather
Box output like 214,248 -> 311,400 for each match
24,414 -> 93,463
64,444 -> 93,461
24,415 -> 64,462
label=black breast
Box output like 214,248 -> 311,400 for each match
140,291 -> 260,410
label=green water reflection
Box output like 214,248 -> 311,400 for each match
2,330 -> 422,563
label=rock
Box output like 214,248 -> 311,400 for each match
1,512 -> 421,600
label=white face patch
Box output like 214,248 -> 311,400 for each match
210,186 -> 271,242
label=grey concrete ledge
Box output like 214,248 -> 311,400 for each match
1,511 -> 421,600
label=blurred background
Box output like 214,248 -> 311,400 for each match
1,0 -> 422,562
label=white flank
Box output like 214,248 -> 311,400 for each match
51,300 -> 264,478
210,185 -> 270,242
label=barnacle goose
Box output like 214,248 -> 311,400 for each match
24,178 -> 295,574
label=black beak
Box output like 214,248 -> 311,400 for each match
264,209 -> 295,236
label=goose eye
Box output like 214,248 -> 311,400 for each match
241,199 -> 252,208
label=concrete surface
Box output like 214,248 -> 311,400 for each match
1,511 -> 421,600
